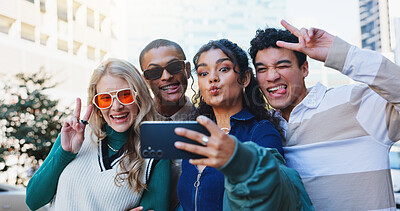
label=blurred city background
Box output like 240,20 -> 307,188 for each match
0,0 -> 399,203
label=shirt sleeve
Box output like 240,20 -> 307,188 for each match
218,139 -> 314,211
325,37 -> 400,142
25,134 -> 77,210
251,120 -> 284,156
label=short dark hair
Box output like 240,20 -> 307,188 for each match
249,28 -> 306,68
139,39 -> 186,70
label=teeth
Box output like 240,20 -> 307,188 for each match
161,85 -> 177,90
111,113 -> 128,119
268,85 -> 286,92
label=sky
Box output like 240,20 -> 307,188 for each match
286,0 -> 400,48
285,0 -> 361,46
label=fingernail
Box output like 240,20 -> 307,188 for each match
198,115 -> 206,123
175,128 -> 183,133
174,142 -> 182,148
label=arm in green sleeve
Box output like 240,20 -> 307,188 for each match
219,138 -> 314,211
25,134 -> 77,210
139,159 -> 171,211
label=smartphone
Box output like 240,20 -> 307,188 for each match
140,121 -> 210,159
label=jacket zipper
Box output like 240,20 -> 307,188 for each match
194,170 -> 203,211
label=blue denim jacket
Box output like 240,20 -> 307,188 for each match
177,108 -> 283,211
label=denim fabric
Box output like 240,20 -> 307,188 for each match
177,108 -> 283,211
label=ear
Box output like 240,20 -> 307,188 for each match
301,61 -> 309,78
240,70 -> 251,88
185,62 -> 191,79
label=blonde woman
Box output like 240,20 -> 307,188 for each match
26,59 -> 169,210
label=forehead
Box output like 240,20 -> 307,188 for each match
255,47 -> 298,65
141,46 -> 184,68
96,74 -> 129,92
198,48 -> 229,64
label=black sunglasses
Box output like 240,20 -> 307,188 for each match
144,60 -> 186,80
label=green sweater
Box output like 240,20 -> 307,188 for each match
219,138 -> 314,211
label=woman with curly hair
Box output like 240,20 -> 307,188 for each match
175,39 -> 286,210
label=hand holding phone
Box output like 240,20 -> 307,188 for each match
140,121 -> 210,159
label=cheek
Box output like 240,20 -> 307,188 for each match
130,104 -> 139,116
149,81 -> 159,91
197,79 -> 207,92
256,73 -> 264,84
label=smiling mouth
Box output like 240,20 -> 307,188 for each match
267,85 -> 287,94
160,83 -> 179,91
111,113 -> 129,120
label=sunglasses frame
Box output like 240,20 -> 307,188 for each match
143,60 -> 187,80
92,88 -> 137,109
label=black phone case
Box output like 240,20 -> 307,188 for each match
140,121 -> 210,159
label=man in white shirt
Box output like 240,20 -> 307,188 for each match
249,20 -> 400,210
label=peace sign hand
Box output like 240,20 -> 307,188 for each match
61,98 -> 94,154
277,19 -> 335,62
174,116 -> 236,168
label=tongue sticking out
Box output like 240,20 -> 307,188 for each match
275,87 -> 286,94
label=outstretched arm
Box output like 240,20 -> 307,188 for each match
276,19 -> 335,62
174,116 -> 314,210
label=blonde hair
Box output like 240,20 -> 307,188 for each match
87,58 -> 156,192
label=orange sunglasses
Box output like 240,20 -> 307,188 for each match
92,88 -> 136,109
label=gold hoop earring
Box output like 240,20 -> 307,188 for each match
97,110 -> 103,118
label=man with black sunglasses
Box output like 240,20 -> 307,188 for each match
139,39 -> 195,122
137,39 -> 195,211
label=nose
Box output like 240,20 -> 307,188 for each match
266,68 -> 280,82
160,69 -> 173,81
209,70 -> 219,83
110,95 -> 123,110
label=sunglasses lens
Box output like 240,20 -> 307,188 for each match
117,89 -> 134,104
144,67 -> 163,80
165,61 -> 184,74
95,93 -> 112,109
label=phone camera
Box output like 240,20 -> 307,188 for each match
156,150 -> 163,158
142,149 -> 149,157
149,149 -> 156,157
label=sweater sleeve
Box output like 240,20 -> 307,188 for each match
139,159 -> 171,211
26,134 -> 77,210
219,139 -> 314,211
325,37 -> 400,143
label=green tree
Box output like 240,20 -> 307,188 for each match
0,71 -> 71,186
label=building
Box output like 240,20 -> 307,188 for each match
0,0 -> 128,106
359,0 -> 391,52
127,0 -> 285,68
394,17 -> 400,64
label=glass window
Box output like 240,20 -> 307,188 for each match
390,151 -> 400,169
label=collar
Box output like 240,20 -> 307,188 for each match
230,107 -> 255,122
105,124 -> 129,144
299,82 -> 327,109
157,96 -> 195,121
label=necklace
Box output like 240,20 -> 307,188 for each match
221,128 -> 230,134
107,143 -> 118,152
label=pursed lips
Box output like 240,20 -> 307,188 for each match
209,85 -> 220,95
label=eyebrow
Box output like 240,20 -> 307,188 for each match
147,58 -> 180,68
197,57 -> 230,68
255,59 -> 292,67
